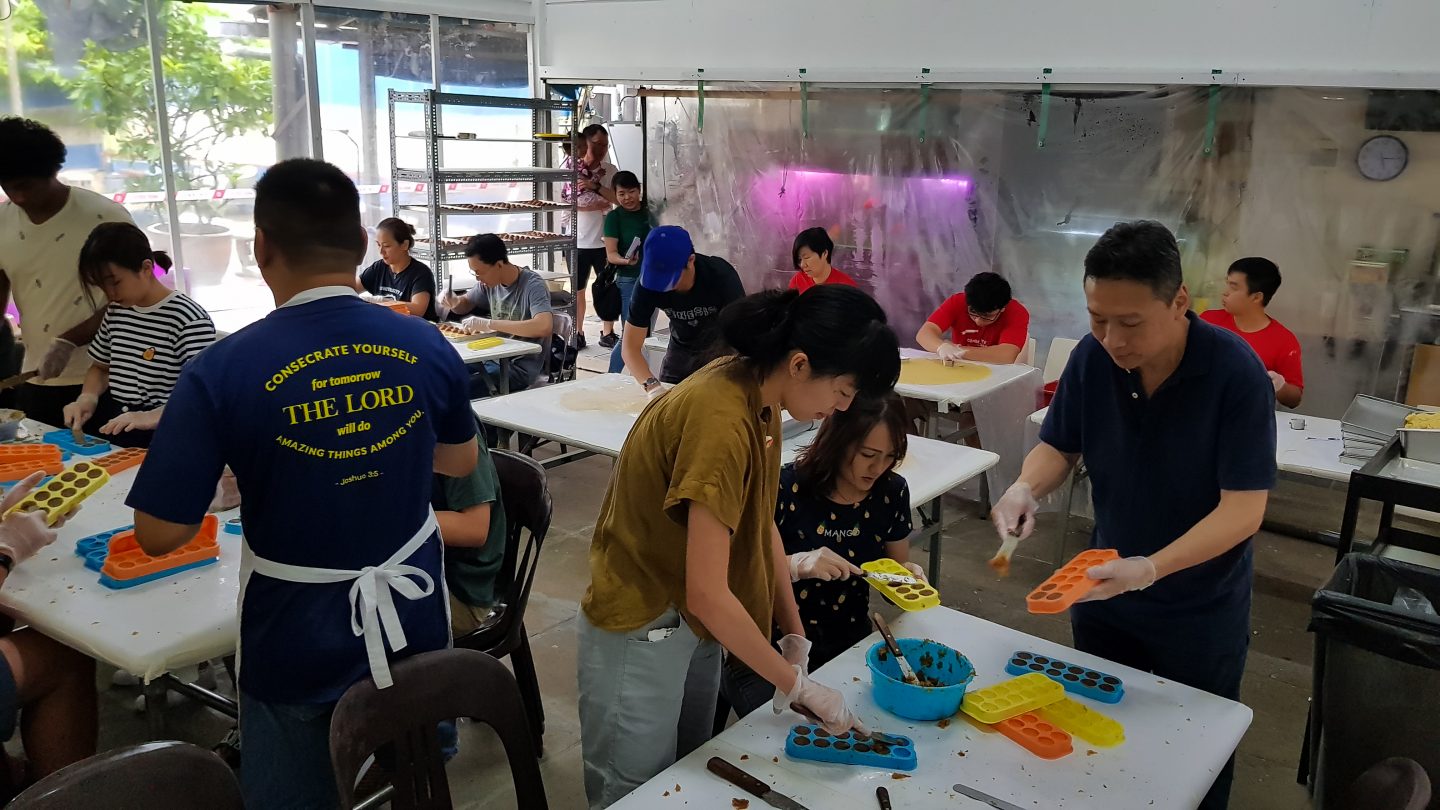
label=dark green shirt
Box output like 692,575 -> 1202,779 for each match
603,205 -> 656,278
432,443 -> 508,607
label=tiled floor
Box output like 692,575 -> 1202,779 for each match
82,323 -> 1379,809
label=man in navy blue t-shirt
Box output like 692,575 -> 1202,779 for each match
127,160 -> 478,809
991,221 -> 1275,810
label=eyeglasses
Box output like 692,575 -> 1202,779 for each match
968,306 -> 1004,324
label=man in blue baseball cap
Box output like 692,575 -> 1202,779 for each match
619,225 -> 745,397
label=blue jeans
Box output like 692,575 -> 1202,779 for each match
609,275 -> 643,373
240,692 -> 340,810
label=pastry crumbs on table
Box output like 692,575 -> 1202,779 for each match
739,754 -> 748,760
937,718 -> 951,728
732,800 -> 749,809
891,773 -> 909,780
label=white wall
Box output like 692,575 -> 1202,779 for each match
539,0 -> 1440,88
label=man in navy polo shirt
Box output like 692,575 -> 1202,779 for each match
127,159 -> 478,809
991,220 -> 1275,810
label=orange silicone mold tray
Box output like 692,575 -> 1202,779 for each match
0,458 -> 63,482
6,462 -> 110,526
1025,549 -> 1121,614
96,448 -> 147,475
101,515 -> 220,582
0,445 -> 62,464
994,712 -> 1073,759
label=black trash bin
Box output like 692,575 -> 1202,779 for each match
1306,554 -> 1440,809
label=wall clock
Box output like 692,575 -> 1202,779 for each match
1356,134 -> 1409,181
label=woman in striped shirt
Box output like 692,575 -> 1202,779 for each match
61,222 -> 216,448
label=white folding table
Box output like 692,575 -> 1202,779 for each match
472,375 -> 998,582
0,422 -> 241,733
612,606 -> 1252,810
448,335 -> 543,394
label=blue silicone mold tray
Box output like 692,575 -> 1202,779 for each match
74,526 -> 133,572
1005,650 -> 1125,704
42,430 -> 111,457
784,725 -> 916,771
223,517 -> 243,536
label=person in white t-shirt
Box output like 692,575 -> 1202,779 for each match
566,124 -> 618,349
0,117 -> 132,427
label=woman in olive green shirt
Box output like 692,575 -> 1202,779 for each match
577,285 -> 901,808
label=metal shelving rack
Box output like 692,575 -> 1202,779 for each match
386,90 -> 578,293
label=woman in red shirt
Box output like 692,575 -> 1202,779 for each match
789,227 -> 857,292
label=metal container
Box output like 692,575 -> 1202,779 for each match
1342,395 -> 1420,441
1399,428 -> 1440,464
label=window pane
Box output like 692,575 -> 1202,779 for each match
167,3 -> 293,311
2,0 -> 162,217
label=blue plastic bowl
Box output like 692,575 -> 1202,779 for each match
866,638 -> 975,721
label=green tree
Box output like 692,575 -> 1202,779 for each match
4,0 -> 272,209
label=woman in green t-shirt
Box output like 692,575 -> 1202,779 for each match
603,170 -> 656,372
577,285 -> 901,808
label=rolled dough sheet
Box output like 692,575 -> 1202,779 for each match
898,358 -> 993,386
560,385 -> 647,415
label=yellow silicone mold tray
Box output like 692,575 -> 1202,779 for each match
1036,697 -> 1125,747
861,558 -> 939,611
960,672 -> 1065,725
6,461 -> 110,526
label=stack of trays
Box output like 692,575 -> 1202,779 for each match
1340,395 -> 1419,466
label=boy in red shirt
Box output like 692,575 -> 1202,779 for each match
1200,257 -> 1303,408
916,272 -> 1029,364
788,227 -> 857,293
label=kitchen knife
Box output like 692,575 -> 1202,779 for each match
952,783 -> 1025,810
872,612 -> 920,685
706,757 -> 810,810
0,371 -> 36,393
864,570 -> 919,586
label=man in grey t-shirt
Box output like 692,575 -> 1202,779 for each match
441,234 -> 554,396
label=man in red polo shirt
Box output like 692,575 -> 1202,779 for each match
1200,257 -> 1303,408
788,227 -> 857,293
916,272 -> 1029,364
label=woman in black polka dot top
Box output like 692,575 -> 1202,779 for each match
720,393 -> 919,718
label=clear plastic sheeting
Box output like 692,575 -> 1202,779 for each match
640,83 -> 1440,419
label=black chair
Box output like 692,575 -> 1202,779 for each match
454,449 -> 552,755
9,741 -> 242,810
1344,758 -> 1432,810
329,649 -> 547,810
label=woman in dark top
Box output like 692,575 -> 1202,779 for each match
720,392 -> 923,717
355,217 -> 438,320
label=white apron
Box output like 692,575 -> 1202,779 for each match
239,508 -> 441,690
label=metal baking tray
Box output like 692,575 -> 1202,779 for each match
1341,394 -> 1420,441
1399,428 -> 1440,465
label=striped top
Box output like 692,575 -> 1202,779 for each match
89,292 -> 216,409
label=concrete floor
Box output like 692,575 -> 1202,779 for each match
83,338 -> 1383,809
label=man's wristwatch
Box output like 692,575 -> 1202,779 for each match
642,377 -> 660,392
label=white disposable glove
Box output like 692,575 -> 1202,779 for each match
774,667 -> 867,736
438,291 -> 464,319
38,338 -> 76,380
1078,556 -> 1157,602
63,393 -> 99,430
0,473 -> 57,564
645,385 -> 666,402
900,561 -> 927,582
777,634 -> 812,676
1267,370 -> 1285,393
936,342 -> 967,365
460,316 -> 492,335
208,468 -> 240,513
990,482 -> 1039,542
358,292 -> 379,303
788,547 -> 863,582
100,409 -> 161,435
